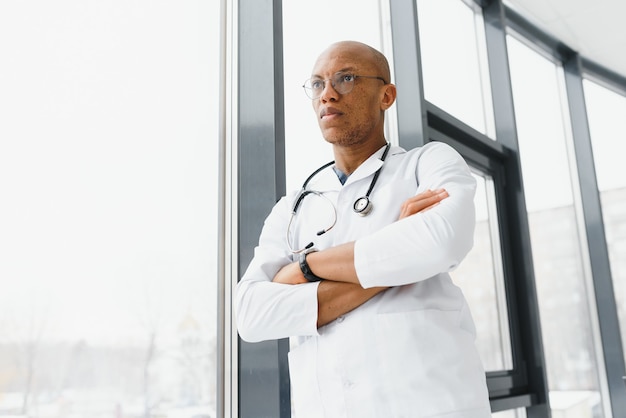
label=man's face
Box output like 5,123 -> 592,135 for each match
310,44 -> 387,147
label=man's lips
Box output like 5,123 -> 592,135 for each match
319,107 -> 343,119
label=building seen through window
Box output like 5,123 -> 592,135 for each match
508,34 -> 607,417
584,79 -> 626,371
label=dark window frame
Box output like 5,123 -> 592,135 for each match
233,0 -> 626,416
425,102 -> 543,412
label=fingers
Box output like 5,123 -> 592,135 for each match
418,188 -> 448,212
398,188 -> 448,220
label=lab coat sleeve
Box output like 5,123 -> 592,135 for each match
234,196 -> 321,343
355,142 -> 477,288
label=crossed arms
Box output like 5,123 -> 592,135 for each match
272,188 -> 448,328
236,142 -> 477,342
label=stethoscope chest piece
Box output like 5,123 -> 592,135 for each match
353,196 -> 373,216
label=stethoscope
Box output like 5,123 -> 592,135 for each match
287,143 -> 391,253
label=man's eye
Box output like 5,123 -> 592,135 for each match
311,80 -> 324,90
341,74 -> 355,82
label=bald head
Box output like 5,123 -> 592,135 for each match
314,41 -> 391,84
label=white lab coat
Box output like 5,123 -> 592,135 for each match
235,142 -> 491,418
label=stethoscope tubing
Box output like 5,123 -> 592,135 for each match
287,143 -> 390,253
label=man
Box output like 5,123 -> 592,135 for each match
235,40 -> 491,417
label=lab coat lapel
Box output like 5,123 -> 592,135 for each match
306,164 -> 342,192
343,148 -> 385,187
305,145 -> 388,190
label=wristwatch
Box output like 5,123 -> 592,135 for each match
299,248 -> 322,282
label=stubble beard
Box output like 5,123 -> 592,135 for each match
322,123 -> 373,148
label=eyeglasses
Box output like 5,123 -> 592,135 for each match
302,72 -> 387,100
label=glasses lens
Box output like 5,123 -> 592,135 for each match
302,73 -> 356,99
332,73 -> 355,95
303,78 -> 321,99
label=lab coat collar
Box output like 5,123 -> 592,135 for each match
306,144 -> 399,191
342,144 -> 389,187
305,162 -> 343,191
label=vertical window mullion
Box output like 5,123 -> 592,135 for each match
389,0 -> 428,149
562,53 -> 626,415
236,0 -> 288,417
483,1 -> 551,416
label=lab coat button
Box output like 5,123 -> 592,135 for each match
336,316 -> 344,323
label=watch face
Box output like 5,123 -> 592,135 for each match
353,197 -> 372,215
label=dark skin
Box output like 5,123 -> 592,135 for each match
272,41 -> 448,328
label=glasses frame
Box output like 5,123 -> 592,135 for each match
302,72 -> 387,100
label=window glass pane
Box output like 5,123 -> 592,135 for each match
583,79 -> 626,368
282,0 -> 395,192
0,2 -> 219,416
450,171 -> 513,371
507,35 -> 605,418
417,0 -> 495,137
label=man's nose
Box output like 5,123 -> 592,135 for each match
319,80 -> 339,102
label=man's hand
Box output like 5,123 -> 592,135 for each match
398,188 -> 448,220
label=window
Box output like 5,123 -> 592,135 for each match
583,79 -> 626,368
417,0 -> 495,137
507,34 -> 606,417
427,118 -> 529,408
0,2 -> 219,416
240,1 -> 626,416
450,171 -> 513,372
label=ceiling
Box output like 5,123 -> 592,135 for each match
505,0 -> 626,79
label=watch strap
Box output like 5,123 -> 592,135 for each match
299,250 -> 322,282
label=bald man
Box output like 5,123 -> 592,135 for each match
236,41 -> 491,418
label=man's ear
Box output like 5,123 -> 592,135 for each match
380,83 -> 397,110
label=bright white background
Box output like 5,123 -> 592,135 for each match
0,0 -> 218,345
